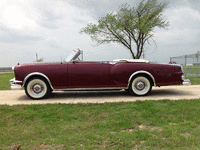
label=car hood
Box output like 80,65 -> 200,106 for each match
13,62 -> 65,72
17,62 -> 63,66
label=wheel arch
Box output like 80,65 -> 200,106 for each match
22,72 -> 53,90
127,71 -> 156,88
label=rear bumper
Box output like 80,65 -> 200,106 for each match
9,78 -> 22,90
182,79 -> 191,85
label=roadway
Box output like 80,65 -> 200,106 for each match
0,85 -> 200,105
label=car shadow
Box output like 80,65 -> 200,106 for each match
51,90 -> 128,98
18,88 -> 195,101
150,89 -> 193,97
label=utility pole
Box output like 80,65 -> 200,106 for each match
184,55 -> 187,79
36,53 -> 38,62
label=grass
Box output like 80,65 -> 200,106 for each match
1,100 -> 200,149
183,66 -> 200,75
1,73 -> 200,149
0,73 -> 14,90
186,76 -> 200,85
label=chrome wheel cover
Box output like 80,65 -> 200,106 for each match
27,79 -> 47,99
131,77 -> 150,95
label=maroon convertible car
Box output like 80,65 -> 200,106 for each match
10,49 -> 190,99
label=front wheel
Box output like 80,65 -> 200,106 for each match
25,77 -> 51,99
129,76 -> 152,96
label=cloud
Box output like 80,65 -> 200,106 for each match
0,1 -> 38,30
0,30 -> 42,43
1,0 -> 200,67
29,0 -> 65,29
62,0 -> 132,20
154,6 -> 200,45
0,0 -> 90,44
0,0 -> 44,43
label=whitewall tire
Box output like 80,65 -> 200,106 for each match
129,76 -> 152,96
25,77 -> 51,99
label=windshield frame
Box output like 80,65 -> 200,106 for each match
64,49 -> 81,62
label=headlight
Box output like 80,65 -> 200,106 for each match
181,75 -> 185,80
12,66 -> 15,71
180,65 -> 184,80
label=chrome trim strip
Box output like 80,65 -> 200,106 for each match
11,84 -> 22,90
127,71 -> 156,88
9,78 -> 22,90
9,78 -> 22,85
53,87 -> 126,91
168,64 -> 183,71
182,79 -> 191,85
22,72 -> 53,90
168,64 -> 181,66
9,78 -> 15,85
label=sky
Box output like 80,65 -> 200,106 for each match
0,0 -> 200,67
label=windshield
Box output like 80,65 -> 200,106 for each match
64,49 -> 81,62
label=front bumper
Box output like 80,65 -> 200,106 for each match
9,78 -> 22,90
182,79 -> 191,85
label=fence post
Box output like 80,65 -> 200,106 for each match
196,53 -> 199,77
197,56 -> 199,78
184,55 -> 187,79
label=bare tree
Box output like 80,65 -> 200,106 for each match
80,0 -> 169,59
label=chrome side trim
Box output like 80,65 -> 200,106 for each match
9,78 -> 22,90
53,87 -> 126,91
9,78 -> 22,85
22,72 -> 53,90
182,79 -> 191,85
9,78 -> 14,85
168,64 -> 181,67
127,71 -> 156,88
11,84 -> 22,90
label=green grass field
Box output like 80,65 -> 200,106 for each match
1,100 -> 200,149
186,76 -> 200,85
183,66 -> 200,75
0,73 -> 14,90
1,74 -> 200,149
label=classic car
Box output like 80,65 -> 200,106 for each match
10,49 -> 191,99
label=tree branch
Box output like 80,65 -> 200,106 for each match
104,22 -> 131,50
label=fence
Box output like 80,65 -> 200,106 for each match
0,67 -> 12,72
170,51 -> 200,78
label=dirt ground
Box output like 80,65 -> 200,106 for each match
0,85 -> 200,105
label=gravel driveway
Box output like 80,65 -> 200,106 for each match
0,85 -> 200,105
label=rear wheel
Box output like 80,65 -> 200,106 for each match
129,76 -> 152,96
25,77 -> 51,99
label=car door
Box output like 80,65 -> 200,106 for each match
67,62 -> 111,88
